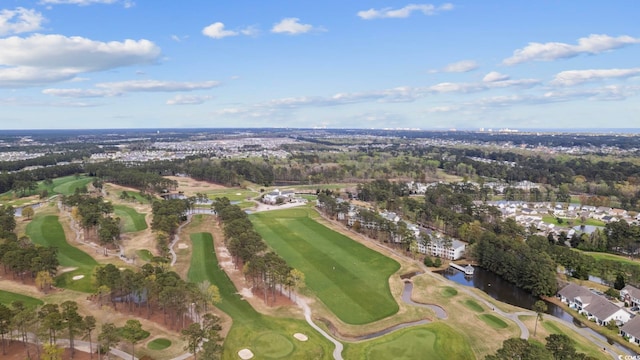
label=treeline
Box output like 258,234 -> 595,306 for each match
474,232 -> 558,297
0,235 -> 59,287
527,235 -> 640,287
151,198 -> 191,257
184,158 -> 274,186
0,163 -> 83,194
486,335 -> 599,360
213,197 -> 304,305
61,193 -> 120,255
86,161 -> 178,193
94,263 -> 220,331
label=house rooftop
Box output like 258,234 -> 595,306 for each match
621,315 -> 640,338
622,285 -> 640,300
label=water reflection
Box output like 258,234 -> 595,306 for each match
438,267 -> 573,322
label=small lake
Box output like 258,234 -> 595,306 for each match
438,267 -> 573,322
438,266 -> 637,355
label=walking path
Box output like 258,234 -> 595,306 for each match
295,296 -> 344,360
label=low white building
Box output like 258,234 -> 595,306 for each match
558,283 -> 631,326
418,237 -> 466,260
262,189 -> 295,204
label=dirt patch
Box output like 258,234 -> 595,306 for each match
2,340 -> 92,360
164,176 -> 228,194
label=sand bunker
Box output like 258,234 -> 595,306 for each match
72,275 -> 85,281
236,193 -> 242,196
178,243 -> 188,249
239,288 -> 254,299
238,349 -> 254,359
293,333 -> 308,341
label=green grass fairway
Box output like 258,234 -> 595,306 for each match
343,323 -> 474,360
187,232 -> 333,360
26,214 -> 98,292
207,189 -> 259,202
542,321 -> 608,359
441,287 -> 458,298
137,249 -> 153,262
575,250 -> 640,266
114,205 -> 147,233
50,175 -> 93,195
0,290 -> 44,308
478,314 -> 508,329
250,208 -> 400,325
147,338 -> 171,350
464,299 -> 484,313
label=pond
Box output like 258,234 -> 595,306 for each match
437,267 -> 573,322
438,266 -> 637,355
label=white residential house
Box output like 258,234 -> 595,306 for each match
620,316 -> 640,345
418,237 -> 466,260
621,285 -> 640,307
558,283 -> 631,326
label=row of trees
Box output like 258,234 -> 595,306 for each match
0,235 -> 59,288
61,194 -> 121,255
0,298 -> 154,360
0,163 -> 83,195
94,263 -> 220,331
486,335 -> 598,360
151,198 -> 191,257
473,232 -> 558,297
213,197 -> 305,305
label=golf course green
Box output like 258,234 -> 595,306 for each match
250,208 -> 400,325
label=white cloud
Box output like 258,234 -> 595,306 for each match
42,88 -> 119,98
166,95 -> 212,105
40,0 -> 119,5
504,34 -> 640,65
271,18 -> 315,35
202,22 -> 238,39
357,3 -> 453,20
0,34 -> 160,87
96,80 -> 219,92
0,7 -> 45,36
0,67 -> 76,88
483,71 -> 510,82
551,68 -> 640,86
437,60 -> 478,73
240,25 -> 259,37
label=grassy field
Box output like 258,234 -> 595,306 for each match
0,289 -> 44,308
187,233 -> 334,360
250,207 -> 400,325
50,176 -> 93,195
478,314 -> 508,329
441,287 -> 458,298
26,214 -> 98,292
464,299 -> 484,313
541,320 -> 609,359
206,189 -> 259,202
542,215 -> 605,227
342,323 -> 475,360
114,204 -> 148,233
575,250 -> 640,266
0,175 -> 91,204
137,249 -> 153,262
147,338 -> 172,350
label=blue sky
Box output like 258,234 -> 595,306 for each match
0,1 -> 638,130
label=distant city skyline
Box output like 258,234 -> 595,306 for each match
0,1 -> 638,130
